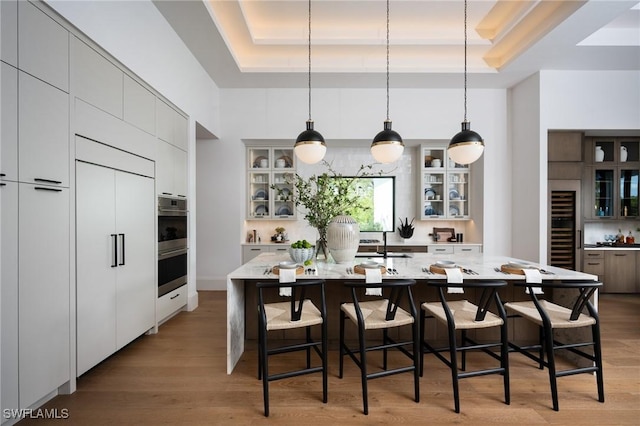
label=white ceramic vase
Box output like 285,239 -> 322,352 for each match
327,215 -> 360,263
621,146 -> 628,162
595,146 -> 604,162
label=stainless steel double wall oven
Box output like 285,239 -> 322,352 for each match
158,197 -> 187,297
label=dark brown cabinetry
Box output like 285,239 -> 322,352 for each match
584,137 -> 640,220
604,250 -> 636,293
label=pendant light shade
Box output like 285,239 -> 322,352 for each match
448,121 -> 484,164
371,120 -> 404,163
448,0 -> 484,165
295,120 -> 326,164
371,0 -> 404,164
294,0 -> 325,164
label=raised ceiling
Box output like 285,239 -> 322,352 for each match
154,0 -> 640,88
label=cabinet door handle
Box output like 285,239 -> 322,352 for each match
614,254 -> 626,257
177,194 -> 186,198
170,293 -> 180,300
34,186 -> 62,192
34,178 -> 62,184
118,233 -> 125,266
0,173 -> 5,177
577,230 -> 582,249
111,234 -> 118,267
588,262 -> 601,266
162,192 -> 173,196
0,183 -> 5,187
435,248 -> 447,252
250,248 -> 261,251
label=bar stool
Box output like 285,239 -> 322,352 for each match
339,279 -> 419,415
256,279 -> 327,417
504,280 -> 604,411
420,280 -> 510,413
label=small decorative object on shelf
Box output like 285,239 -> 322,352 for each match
626,231 -> 635,244
397,217 -> 415,239
272,227 -> 288,243
595,145 -> 604,162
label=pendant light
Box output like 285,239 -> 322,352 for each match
294,0 -> 326,164
371,0 -> 404,164
448,0 -> 484,165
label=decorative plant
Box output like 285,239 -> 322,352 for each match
397,217 -> 415,239
272,161 -> 381,258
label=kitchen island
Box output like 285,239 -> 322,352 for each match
226,252 -> 597,373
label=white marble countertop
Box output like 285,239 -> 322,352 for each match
241,240 -> 483,246
228,252 -> 597,281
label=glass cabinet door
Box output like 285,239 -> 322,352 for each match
249,171 -> 270,218
619,168 -> 639,217
448,171 -> 469,218
594,169 -> 614,217
422,170 -> 445,218
272,171 -> 295,218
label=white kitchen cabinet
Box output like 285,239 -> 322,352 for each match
18,0 -> 69,92
1,62 -> 18,182
19,71 -> 69,187
124,74 -> 156,135
156,139 -> 187,198
72,36 -> 123,119
0,0 -> 18,66
1,181 -> 19,414
454,245 -> 482,254
428,245 -> 455,255
247,147 -> 296,220
114,170 -> 155,348
418,145 -> 470,220
242,244 -> 290,263
157,99 -> 188,151
18,183 -> 70,408
157,286 -> 188,325
76,160 -> 155,375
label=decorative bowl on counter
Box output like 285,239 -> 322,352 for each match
289,247 -> 315,264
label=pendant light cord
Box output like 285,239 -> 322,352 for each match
463,0 -> 468,122
308,0 -> 312,122
386,0 -> 390,121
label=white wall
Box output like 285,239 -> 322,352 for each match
195,87 -> 509,290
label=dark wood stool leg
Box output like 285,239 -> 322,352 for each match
339,310 -> 345,379
358,321 -> 369,415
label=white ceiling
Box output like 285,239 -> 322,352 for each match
153,0 -> 640,89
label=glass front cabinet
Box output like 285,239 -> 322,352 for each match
417,145 -> 470,220
247,147 -> 296,220
586,138 -> 640,219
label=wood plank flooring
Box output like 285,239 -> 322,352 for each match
21,292 -> 640,425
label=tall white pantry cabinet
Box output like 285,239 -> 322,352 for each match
1,0 -> 71,415
1,0 -> 189,420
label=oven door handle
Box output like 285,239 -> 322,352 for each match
158,208 -> 188,216
158,247 -> 188,260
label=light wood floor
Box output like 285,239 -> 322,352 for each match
23,292 -> 640,425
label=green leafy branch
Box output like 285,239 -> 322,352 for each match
271,161 -> 384,234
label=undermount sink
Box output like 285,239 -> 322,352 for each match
355,252 -> 413,258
